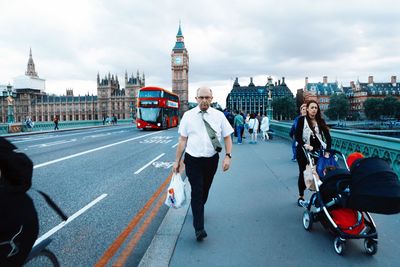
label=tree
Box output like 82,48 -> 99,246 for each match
364,98 -> 383,120
395,102 -> 400,119
272,96 -> 297,120
325,94 -> 350,120
382,96 -> 399,118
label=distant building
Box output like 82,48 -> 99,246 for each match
302,75 -> 400,118
303,76 -> 342,113
0,49 -> 145,123
226,76 -> 293,115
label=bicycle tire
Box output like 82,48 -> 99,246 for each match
25,248 -> 60,267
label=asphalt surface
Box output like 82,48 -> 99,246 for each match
140,135 -> 400,267
4,125 -> 180,266
3,126 -> 400,266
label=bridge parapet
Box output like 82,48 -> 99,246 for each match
271,121 -> 400,176
0,119 -> 134,135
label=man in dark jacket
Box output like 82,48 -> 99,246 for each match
0,137 -> 38,266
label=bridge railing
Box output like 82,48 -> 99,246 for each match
0,119 -> 135,135
270,121 -> 400,176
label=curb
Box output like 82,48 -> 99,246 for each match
138,178 -> 191,267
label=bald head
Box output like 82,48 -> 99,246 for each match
197,86 -> 213,97
196,86 -> 213,111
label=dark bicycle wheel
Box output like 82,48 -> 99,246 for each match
25,248 -> 59,267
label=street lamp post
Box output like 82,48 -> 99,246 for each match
4,85 -> 16,124
267,90 -> 273,119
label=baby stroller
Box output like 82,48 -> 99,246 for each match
300,148 -> 379,255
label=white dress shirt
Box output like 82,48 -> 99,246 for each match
179,106 -> 233,158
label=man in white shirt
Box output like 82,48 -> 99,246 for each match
173,86 -> 233,241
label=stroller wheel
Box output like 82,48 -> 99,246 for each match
334,237 -> 346,255
302,210 -> 313,231
364,239 -> 378,255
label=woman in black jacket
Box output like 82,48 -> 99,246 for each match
295,100 -> 332,206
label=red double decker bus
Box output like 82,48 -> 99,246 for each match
136,86 -> 180,129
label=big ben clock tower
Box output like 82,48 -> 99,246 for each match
171,22 -> 189,114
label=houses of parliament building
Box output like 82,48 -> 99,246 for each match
0,49 -> 145,123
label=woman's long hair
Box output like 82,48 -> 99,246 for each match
305,99 -> 328,133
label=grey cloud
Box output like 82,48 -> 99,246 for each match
1,0 -> 400,97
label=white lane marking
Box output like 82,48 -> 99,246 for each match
28,139 -> 77,148
33,193 -> 107,247
134,153 -> 165,174
11,126 -> 133,144
33,131 -> 160,169
172,142 -> 179,148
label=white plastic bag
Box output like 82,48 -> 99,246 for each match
303,164 -> 322,191
165,173 -> 186,208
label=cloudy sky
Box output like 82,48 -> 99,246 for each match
1,0 -> 399,107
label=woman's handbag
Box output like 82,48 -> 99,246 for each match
165,173 -> 186,209
248,128 -> 254,134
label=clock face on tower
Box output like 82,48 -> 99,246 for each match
174,56 -> 182,65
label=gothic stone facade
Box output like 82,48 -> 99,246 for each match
0,49 -> 145,123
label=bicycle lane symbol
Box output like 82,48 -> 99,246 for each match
140,136 -> 174,144
152,161 -> 174,169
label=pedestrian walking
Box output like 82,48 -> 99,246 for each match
256,112 -> 262,133
295,100 -> 332,206
260,114 -> 270,140
53,116 -> 59,130
173,86 -> 233,241
289,104 -> 307,161
233,110 -> 244,144
248,113 -> 259,144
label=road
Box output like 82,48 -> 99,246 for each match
7,125 -> 178,266
6,126 -> 400,266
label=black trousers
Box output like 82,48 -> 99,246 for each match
184,153 -> 219,231
296,146 -> 322,196
296,146 -> 307,197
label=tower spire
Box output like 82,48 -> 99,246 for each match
25,48 -> 38,77
173,22 -> 185,51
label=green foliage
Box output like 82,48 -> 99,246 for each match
272,96 -> 297,120
364,98 -> 384,120
325,94 -> 350,120
382,96 -> 399,118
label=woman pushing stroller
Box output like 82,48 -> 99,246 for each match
295,100 -> 332,206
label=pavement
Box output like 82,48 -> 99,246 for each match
139,135 -> 304,267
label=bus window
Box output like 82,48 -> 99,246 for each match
138,107 -> 161,122
139,91 -> 161,98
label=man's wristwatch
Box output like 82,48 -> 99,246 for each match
225,153 -> 232,158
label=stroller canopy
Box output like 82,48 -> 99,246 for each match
347,157 -> 400,214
